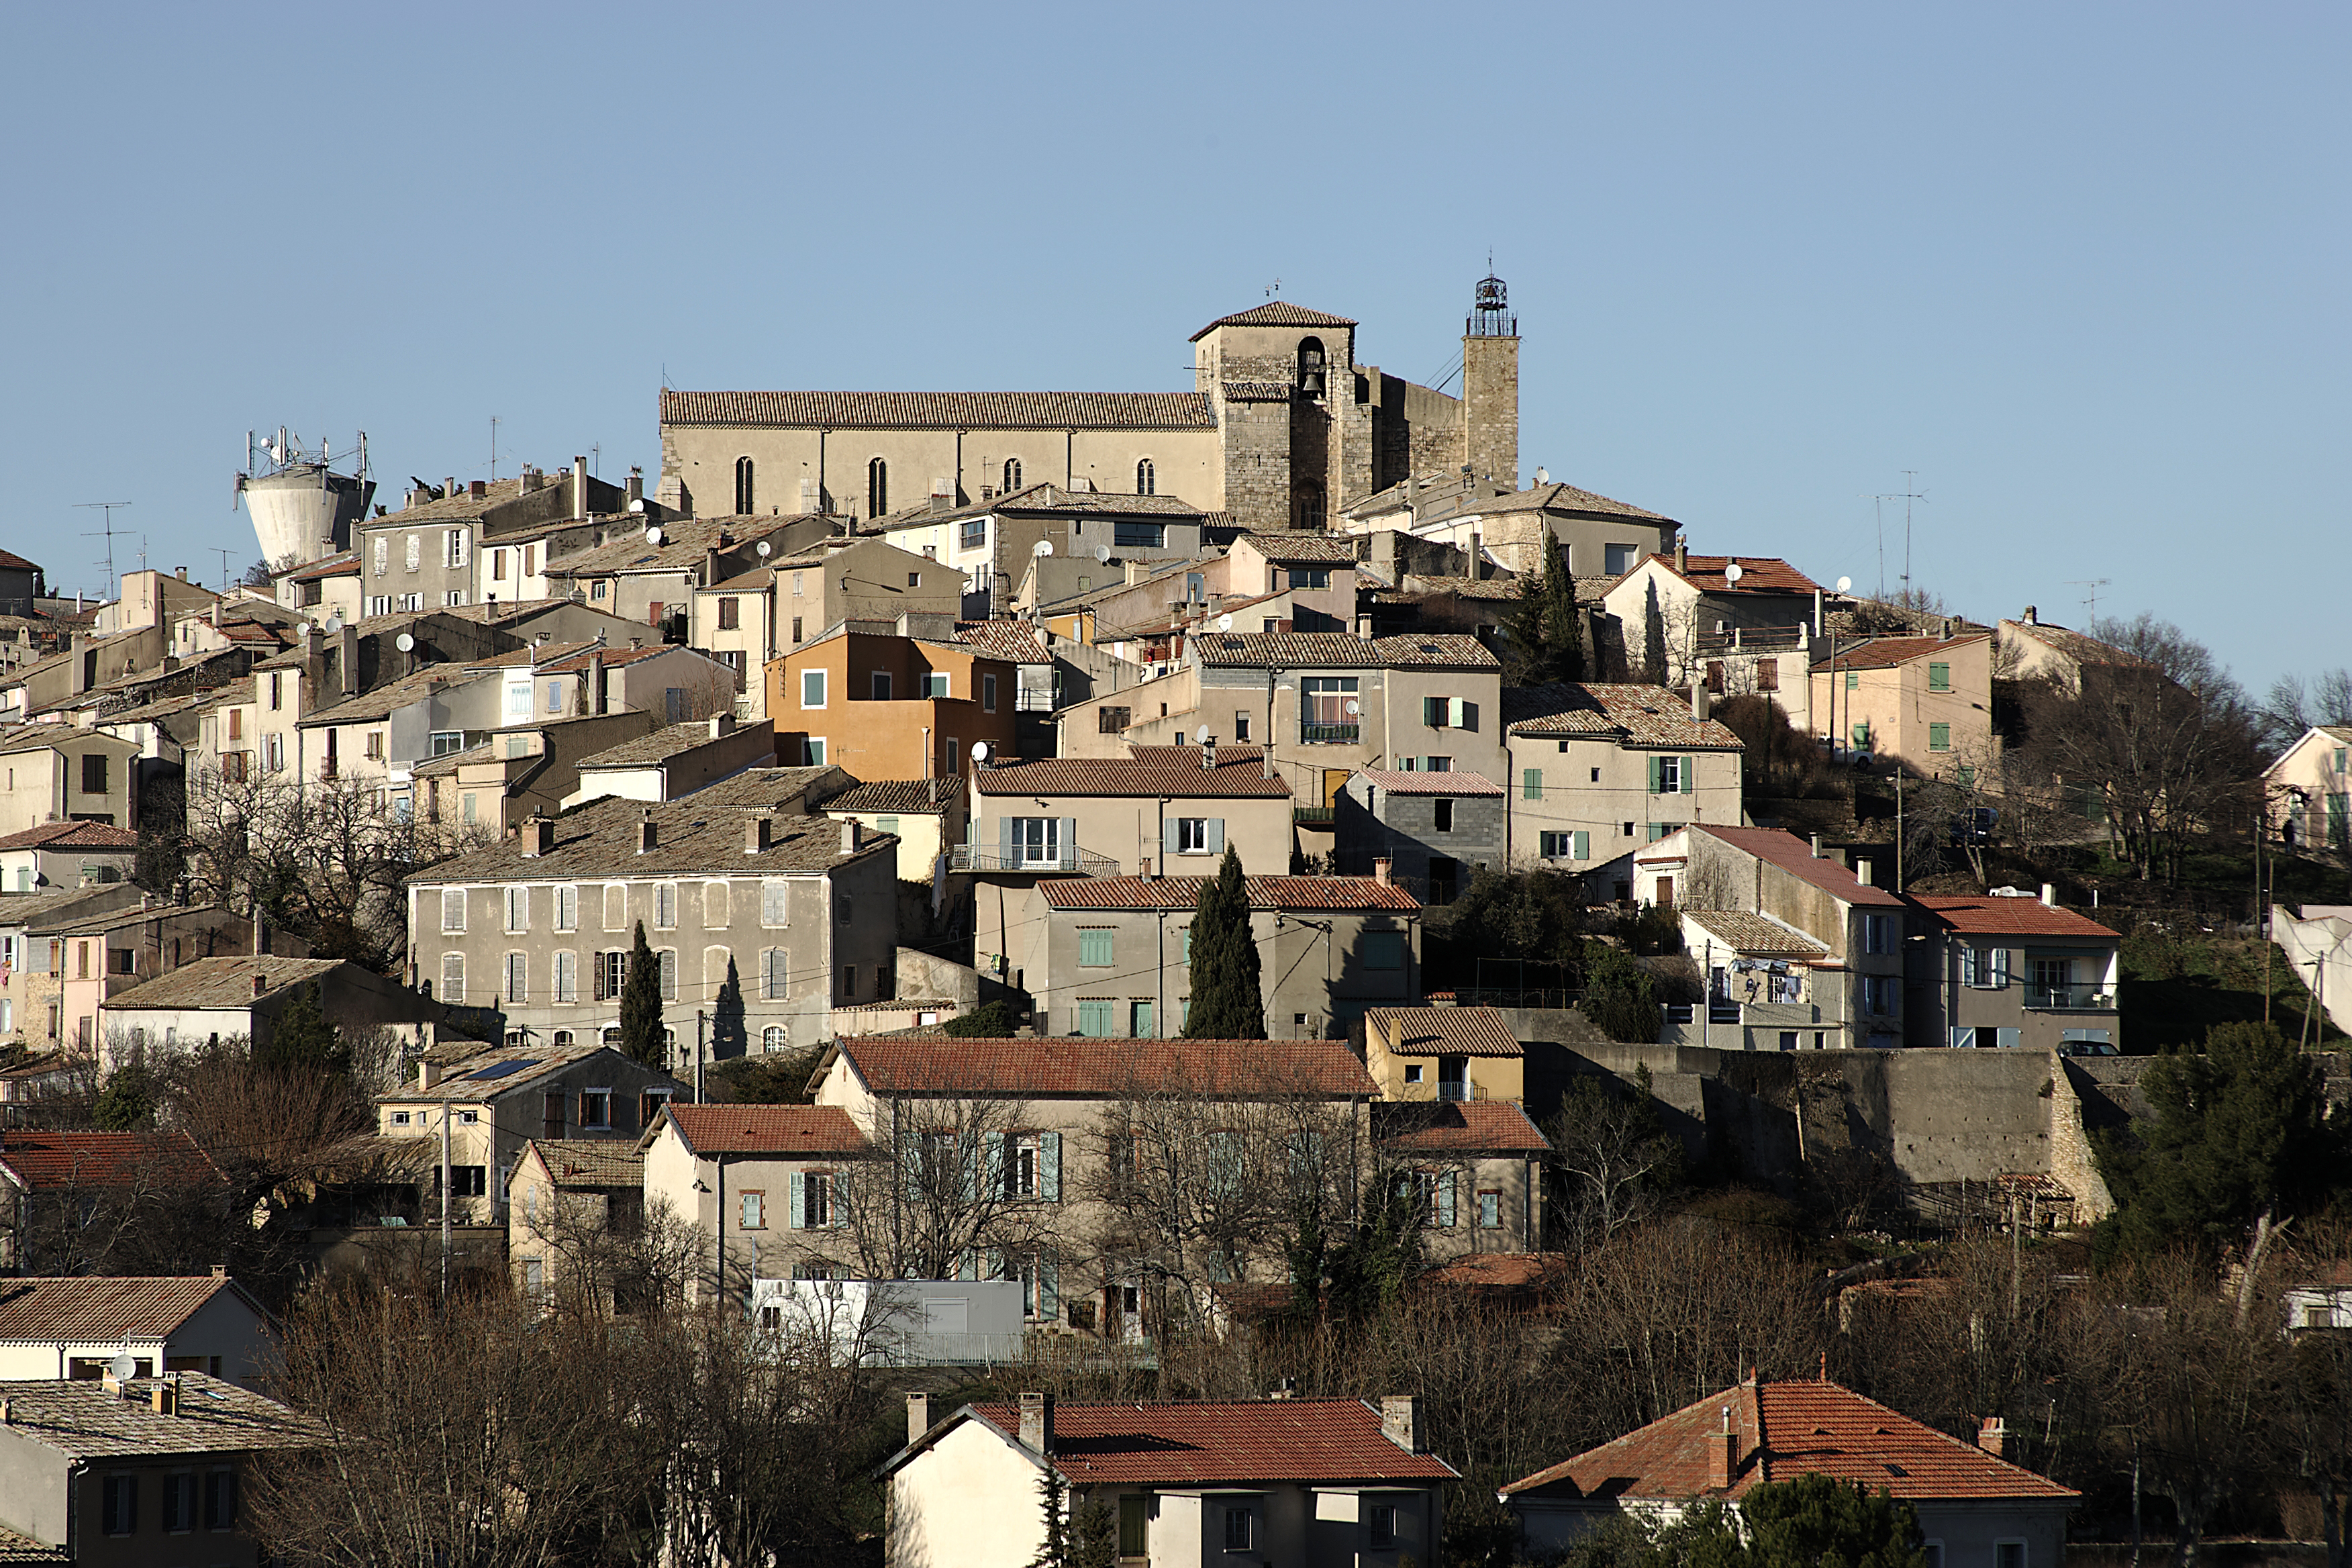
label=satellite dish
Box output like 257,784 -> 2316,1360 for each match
756,540 -> 773,558
627,497 -> 646,514
1723,562 -> 1745,585
1343,698 -> 1361,717
107,1353 -> 137,1382
970,740 -> 990,762
1216,613 -> 1233,632
1032,539 -> 1053,558
322,614 -> 340,632
644,525 -> 664,545
1195,725 -> 1212,744
395,632 -> 415,652
1093,544 -> 1111,564
1835,576 -> 1853,594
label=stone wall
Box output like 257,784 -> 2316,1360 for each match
1462,334 -> 1520,489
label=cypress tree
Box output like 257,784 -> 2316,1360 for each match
259,981 -> 349,1077
1641,579 -> 1669,683
1183,846 -> 1263,1038
1507,540 -> 1585,685
618,920 -> 667,1069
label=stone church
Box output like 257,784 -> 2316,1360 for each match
658,277 -> 1522,534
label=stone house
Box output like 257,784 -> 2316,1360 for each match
0,1273 -> 276,1384
505,1136 -> 645,1305
0,724 -> 140,834
703,536 -> 964,675
1502,1376 -> 2077,1563
769,626 -> 1020,777
964,746 -> 1294,878
1224,534 -> 1369,632
1342,473 -> 1678,579
99,954 -> 443,1069
876,485 -> 1210,618
39,902 -> 291,1059
977,873 -> 1422,1040
1361,1007 -> 1522,1103
536,511 -> 813,640
0,885 -> 140,1046
375,1040 -> 690,1226
1810,631 -> 1995,777
638,1104 -> 871,1305
2265,724 -> 2352,851
1336,769 -> 1504,905
401,773 -> 901,1059
883,1393 -> 1457,1568
1635,826 -> 1909,1049
1600,550 -> 1824,687
1373,1099 -> 1549,1259
0,820 -> 138,894
566,717 -> 781,809
1908,891 -> 2122,1052
352,461 -> 642,616
1502,682 -> 1745,896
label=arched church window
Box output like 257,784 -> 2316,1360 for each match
1136,458 -> 1155,496
1003,458 -> 1022,493
1295,479 -> 1326,530
734,456 -> 755,515
867,458 -> 889,519
1296,337 -> 1326,397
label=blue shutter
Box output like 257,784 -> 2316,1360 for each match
981,1132 -> 1003,1199
787,1171 -> 806,1230
1041,1131 -> 1061,1202
1573,830 -> 1589,860
1038,1257 -> 1060,1320
1990,947 -> 2010,987
1206,818 -> 1224,852
1163,818 -> 1181,854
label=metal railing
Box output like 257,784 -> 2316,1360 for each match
1300,723 -> 1359,744
1453,988 -> 1583,1010
949,845 -> 1122,876
1293,805 -> 1335,826
2026,986 -> 2117,1012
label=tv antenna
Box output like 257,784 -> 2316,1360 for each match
76,502 -> 134,587
2065,578 -> 2113,619
210,546 -> 233,594
489,415 -> 501,483
1871,473 -> 1926,602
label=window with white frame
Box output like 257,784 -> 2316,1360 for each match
553,885 -> 578,931
552,950 -> 577,1003
446,530 -> 467,568
504,886 -> 530,933
440,952 -> 464,1003
577,1088 -> 611,1129
595,950 -> 627,1001
654,883 -> 677,929
503,952 -> 527,1003
801,670 -> 826,709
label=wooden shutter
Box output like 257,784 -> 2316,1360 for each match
1206,818 -> 1224,852
1037,1257 -> 1060,1320
1682,756 -> 1697,795
787,1171 -> 806,1229
1647,756 -> 1662,795
1573,830 -> 1589,859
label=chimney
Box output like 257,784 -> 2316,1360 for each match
1201,735 -> 1216,770
1705,1409 -> 1738,1489
211,1264 -> 226,1278
469,479 -> 487,499
907,1391 -> 930,1447
2022,605 -> 2038,626
638,810 -> 658,854
589,648 -> 606,716
252,975 -> 267,998
1140,857 -> 1155,881
1374,856 -> 1392,887
842,820 -> 863,853
573,456 -> 589,520
1018,1391 -> 1052,1453
1977,1416 -> 2010,1461
176,567 -> 187,581
2041,883 -> 2057,908
709,713 -> 734,738
444,477 -> 456,503
1854,856 -> 1874,887
1691,681 -> 1710,723
1379,1395 -> 1419,1453
418,1061 -> 441,1090
1810,833 -> 1824,859
524,817 -> 555,857
746,818 -> 772,854
152,1379 -> 179,1417
626,467 -> 644,507
1674,540 -> 1688,575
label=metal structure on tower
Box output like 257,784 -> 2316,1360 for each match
1467,273 -> 1515,337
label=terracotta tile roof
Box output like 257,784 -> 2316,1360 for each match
287,550 -> 360,581
1220,381 -> 1295,401
1189,632 -> 1500,671
1424,1251 -> 1567,1290
1910,895 -> 2120,940
1681,911 -> 1830,959
1657,555 -> 1822,597
825,777 -> 959,815
1500,1377 -> 2077,1502
0,820 -> 140,852
1231,533 -> 1366,565
834,1037 -> 1377,1099
1365,1006 -> 1520,1057
1037,875 -> 1420,912
956,621 -> 1055,662
1376,1100 -> 1551,1154
0,1373 -> 311,1460
663,389 -> 1218,432
657,1104 -> 865,1157
0,1132 -> 223,1191
105,956 -> 348,1011
960,1398 -> 1455,1484
973,748 -> 1291,799
1504,683 -> 1745,750
1191,301 -> 1358,338
1819,634 -> 1990,673
1355,769 -> 1504,797
1687,826 -> 1905,909
0,1522 -> 66,1561
0,1275 -> 258,1344
521,1138 -> 644,1187
0,548 -> 38,573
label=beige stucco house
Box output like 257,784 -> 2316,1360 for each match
1599,550 -> 1822,687
2265,724 -> 2352,852
1809,631 -> 1994,777
1342,473 -> 1678,579
638,1103 -> 870,1305
1363,1006 -> 1523,1104
1374,1099 -> 1549,1259
965,746 -> 1294,878
0,725 -> 140,834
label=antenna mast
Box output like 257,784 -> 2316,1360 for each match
1872,473 -> 1927,604
75,502 -> 134,590
2065,578 -> 2114,620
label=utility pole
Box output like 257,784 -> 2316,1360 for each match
695,1010 -> 706,1103
209,547 -> 233,596
75,503 -> 134,589
440,1097 -> 453,1304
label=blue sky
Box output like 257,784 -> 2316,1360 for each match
3,3 -> 2342,695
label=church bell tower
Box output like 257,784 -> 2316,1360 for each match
1462,273 -> 1520,490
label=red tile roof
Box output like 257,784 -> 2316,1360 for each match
974,750 -> 1291,799
1376,1100 -> 1551,1154
1038,875 -> 1420,912
1355,769 -> 1504,797
659,1104 -> 867,1157
0,1275 -> 259,1343
834,1038 -> 1377,1099
1910,895 -> 2120,940
1657,556 -> 1822,597
1688,826 -> 1905,908
963,1398 -> 1456,1484
0,821 -> 140,852
0,1132 -> 223,1191
1500,1377 -> 2076,1502
1367,1006 -> 1520,1057
1819,634 -> 1990,673
1424,1251 -> 1567,1291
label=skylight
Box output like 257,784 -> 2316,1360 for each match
465,1059 -> 542,1081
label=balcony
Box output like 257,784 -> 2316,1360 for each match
949,845 -> 1122,877
1293,805 -> 1335,826
2025,985 -> 2117,1012
1300,722 -> 1359,745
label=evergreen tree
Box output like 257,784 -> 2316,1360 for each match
1741,1472 -> 1926,1568
1182,846 -> 1262,1038
1581,944 -> 1663,1044
257,982 -> 348,1077
1506,540 -> 1585,685
618,921 -> 667,1069
1641,579 -> 1669,684
1028,1467 -> 1070,1568
91,1063 -> 158,1131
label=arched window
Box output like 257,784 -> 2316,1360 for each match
1002,458 -> 1022,493
1136,458 -> 1155,496
867,458 -> 889,518
734,456 -> 755,515
1296,337 -> 1326,396
762,1025 -> 788,1052
1295,479 -> 1326,530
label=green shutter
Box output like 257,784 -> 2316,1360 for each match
787,1171 -> 805,1230
1845,671 -> 1859,690
1079,929 -> 1112,967
1929,723 -> 1951,751
1574,830 -> 1589,859
1682,755 -> 1696,795
1647,756 -> 1661,795
1928,662 -> 1951,692
1038,1257 -> 1059,1320
1523,768 -> 1542,801
983,1132 -> 1006,1197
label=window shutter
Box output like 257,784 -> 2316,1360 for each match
1523,769 -> 1542,801
1682,756 -> 1696,794
1059,818 -> 1078,868
985,1248 -> 1006,1283
1952,1026 -> 1977,1048
954,1251 -> 977,1281
1038,1257 -> 1060,1320
1041,1131 -> 1061,1202
1000,816 -> 1017,864
1422,695 -> 1441,727
1457,698 -> 1477,732
1573,830 -> 1589,860
1206,818 -> 1224,852
1647,756 -> 1661,795
983,1131 -> 1006,1197
1163,817 -> 1181,854
1961,946 -> 1979,987
1437,1171 -> 1457,1228
787,1171 -> 806,1230
1990,947 -> 2010,987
